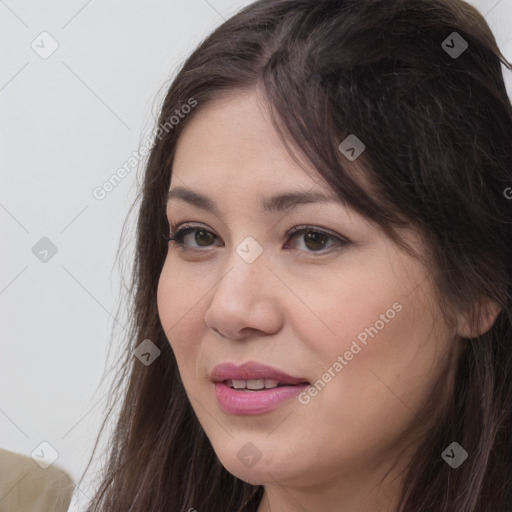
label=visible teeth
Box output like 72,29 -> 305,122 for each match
231,379 -> 246,390
226,378 -> 281,390
246,379 -> 265,390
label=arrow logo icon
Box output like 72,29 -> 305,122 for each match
134,339 -> 161,366
442,441 -> 468,468
31,441 -> 59,469
236,236 -> 263,263
237,442 -> 262,468
31,31 -> 59,60
441,32 -> 468,59
32,237 -> 58,263
338,134 -> 365,161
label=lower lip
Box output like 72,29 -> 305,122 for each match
214,382 -> 309,415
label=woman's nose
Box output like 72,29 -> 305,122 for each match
203,246 -> 285,341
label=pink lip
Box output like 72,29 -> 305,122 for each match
210,361 -> 310,415
214,382 -> 309,415
210,361 -> 308,385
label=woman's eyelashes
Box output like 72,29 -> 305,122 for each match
167,222 -> 350,255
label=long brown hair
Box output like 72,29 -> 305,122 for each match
81,1 -> 512,510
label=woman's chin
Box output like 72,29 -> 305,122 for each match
214,444 -> 307,487
223,462 -> 292,487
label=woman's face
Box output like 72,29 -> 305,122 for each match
157,89 -> 462,509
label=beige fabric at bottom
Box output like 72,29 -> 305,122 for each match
0,448 -> 75,512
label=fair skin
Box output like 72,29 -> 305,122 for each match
157,88 -> 500,512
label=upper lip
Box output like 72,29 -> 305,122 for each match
210,361 -> 309,385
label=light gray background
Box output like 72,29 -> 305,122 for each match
1,1 -> 511,509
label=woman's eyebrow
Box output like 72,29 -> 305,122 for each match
166,186 -> 346,215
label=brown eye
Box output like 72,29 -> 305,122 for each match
168,227 -> 218,248
193,229 -> 215,246
168,224 -> 349,255
302,231 -> 330,251
285,227 -> 346,254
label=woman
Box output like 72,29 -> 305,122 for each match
82,0 -> 512,510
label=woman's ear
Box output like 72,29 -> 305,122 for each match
456,295 -> 503,339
